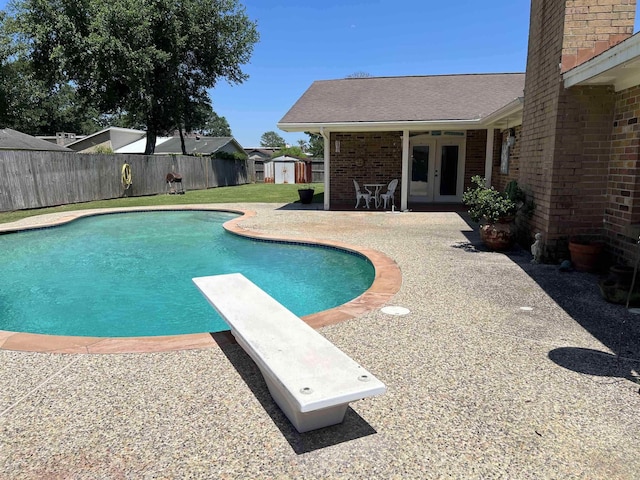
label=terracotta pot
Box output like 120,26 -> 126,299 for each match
479,217 -> 515,251
568,239 -> 604,272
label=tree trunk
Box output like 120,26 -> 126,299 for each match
144,129 -> 157,155
179,125 -> 187,155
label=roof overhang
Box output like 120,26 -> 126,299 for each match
278,100 -> 525,134
480,97 -> 523,129
563,33 -> 640,91
278,119 -> 485,134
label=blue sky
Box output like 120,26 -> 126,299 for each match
213,0 -> 532,147
1,0 -> 534,147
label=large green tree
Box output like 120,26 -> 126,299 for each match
0,11 -> 102,134
194,108 -> 232,137
305,132 -> 324,157
260,130 -> 286,148
10,0 -> 258,153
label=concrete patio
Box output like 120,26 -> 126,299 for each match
1,204 -> 639,478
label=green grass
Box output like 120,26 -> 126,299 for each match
0,183 -> 324,225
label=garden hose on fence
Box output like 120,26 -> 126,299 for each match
121,163 -> 132,190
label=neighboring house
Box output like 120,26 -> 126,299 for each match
279,0 -> 640,265
0,128 -> 73,152
245,147 -> 281,182
67,127 -> 245,157
153,137 -> 244,157
114,135 -> 244,156
244,147 -> 281,161
37,132 -> 86,147
66,127 -> 146,153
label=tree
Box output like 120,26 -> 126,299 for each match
305,132 -> 324,157
0,14 -> 102,134
10,0 -> 259,153
195,108 -> 232,137
260,131 -> 286,148
272,146 -> 305,158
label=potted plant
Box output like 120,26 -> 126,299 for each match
568,234 -> 604,272
462,176 -> 520,251
297,184 -> 315,204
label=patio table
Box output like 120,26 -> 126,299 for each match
364,183 -> 385,208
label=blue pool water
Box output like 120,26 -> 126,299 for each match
0,211 -> 374,337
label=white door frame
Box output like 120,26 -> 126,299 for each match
403,132 -> 466,204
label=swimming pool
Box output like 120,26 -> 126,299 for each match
0,210 -> 375,337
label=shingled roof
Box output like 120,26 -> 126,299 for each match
0,128 -> 73,151
279,73 -> 525,125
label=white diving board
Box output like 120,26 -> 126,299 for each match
192,273 -> 387,433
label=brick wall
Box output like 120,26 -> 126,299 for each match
519,0 -> 566,254
329,132 -> 402,206
561,0 -> 636,72
493,125 -> 522,193
607,85 -> 640,263
464,130 -> 487,190
520,0 -> 634,261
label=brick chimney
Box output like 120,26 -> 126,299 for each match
561,0 -> 636,72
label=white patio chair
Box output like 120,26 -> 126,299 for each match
379,178 -> 398,209
353,179 -> 372,209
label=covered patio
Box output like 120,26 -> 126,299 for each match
278,74 -> 525,211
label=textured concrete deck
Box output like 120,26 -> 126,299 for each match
1,204 -> 639,478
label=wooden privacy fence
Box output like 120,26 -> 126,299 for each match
0,151 -> 248,212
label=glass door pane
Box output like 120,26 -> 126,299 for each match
439,145 -> 459,196
410,145 -> 429,197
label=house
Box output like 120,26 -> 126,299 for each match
0,128 -> 73,151
65,127 -> 146,153
279,0 -> 640,265
116,135 -> 245,157
66,126 -> 245,157
278,73 -> 525,210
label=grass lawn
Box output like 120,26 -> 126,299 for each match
0,183 -> 324,225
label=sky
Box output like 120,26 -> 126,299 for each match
212,0 -> 533,147
1,0 -> 536,147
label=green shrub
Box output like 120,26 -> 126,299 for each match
462,176 -> 518,223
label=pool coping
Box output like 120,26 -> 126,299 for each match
0,205 -> 402,354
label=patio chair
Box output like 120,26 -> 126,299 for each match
379,178 -> 398,209
353,179 -> 372,209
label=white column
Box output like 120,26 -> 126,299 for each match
485,128 -> 495,187
401,130 -> 410,211
323,131 -> 330,210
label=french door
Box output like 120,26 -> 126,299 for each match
409,135 -> 465,203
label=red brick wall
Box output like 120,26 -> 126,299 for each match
561,0 -> 636,72
607,85 -> 640,263
329,132 -> 402,206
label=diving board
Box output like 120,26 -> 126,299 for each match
192,273 -> 386,433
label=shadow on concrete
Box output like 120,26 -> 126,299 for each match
210,332 -> 378,454
548,347 -> 639,382
453,211 -> 640,383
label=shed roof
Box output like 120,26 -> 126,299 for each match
0,128 -> 73,151
279,73 -> 525,125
